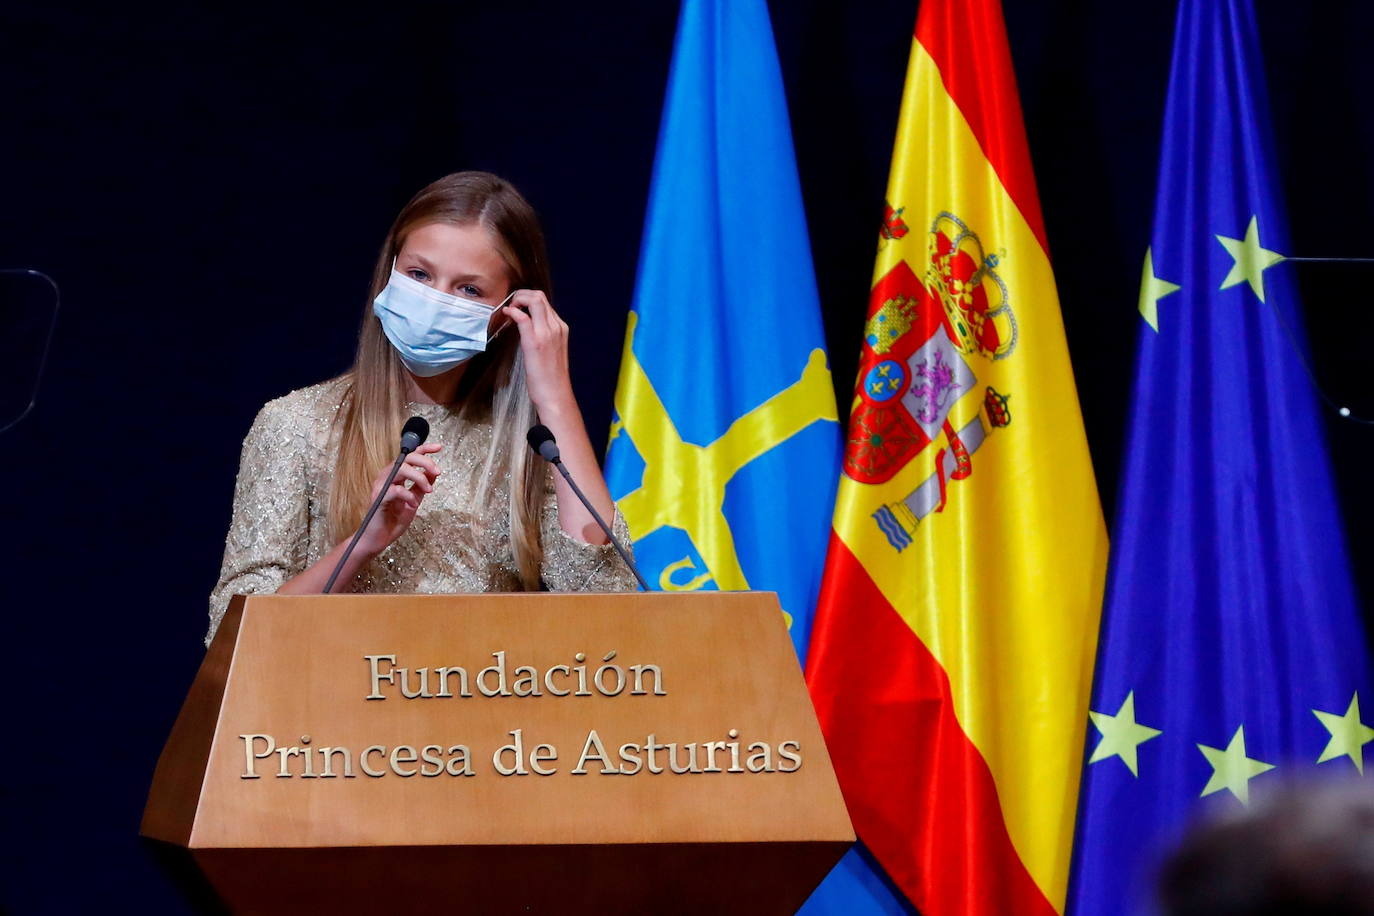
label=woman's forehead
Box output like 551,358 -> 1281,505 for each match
400,222 -> 507,279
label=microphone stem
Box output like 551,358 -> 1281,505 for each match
550,458 -> 649,590
324,450 -> 408,594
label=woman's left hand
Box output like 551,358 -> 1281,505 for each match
502,289 -> 617,546
502,290 -> 576,413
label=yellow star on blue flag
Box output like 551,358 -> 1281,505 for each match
1088,691 -> 1162,777
1216,215 -> 1284,302
1314,693 -> 1374,773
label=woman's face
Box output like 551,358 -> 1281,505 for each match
395,221 -> 514,333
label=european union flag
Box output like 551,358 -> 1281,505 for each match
1069,1 -> 1374,912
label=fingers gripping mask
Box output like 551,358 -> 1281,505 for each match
372,267 -> 515,377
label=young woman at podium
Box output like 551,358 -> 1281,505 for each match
205,172 -> 637,644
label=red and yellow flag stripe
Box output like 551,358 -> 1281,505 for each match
806,2 -> 1108,913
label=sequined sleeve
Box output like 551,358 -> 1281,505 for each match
539,472 -> 640,593
205,400 -> 312,644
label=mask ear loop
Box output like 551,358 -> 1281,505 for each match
486,290 -> 520,345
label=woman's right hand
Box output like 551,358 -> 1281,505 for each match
353,443 -> 443,558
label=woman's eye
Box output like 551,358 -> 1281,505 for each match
460,285 -> 482,299
407,268 -> 431,283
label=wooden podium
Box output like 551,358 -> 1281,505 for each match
142,592 -> 854,913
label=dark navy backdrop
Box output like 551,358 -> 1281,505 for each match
1,1 -> 1370,911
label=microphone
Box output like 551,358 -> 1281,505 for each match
401,416 -> 429,454
526,424 -> 560,463
323,416 -> 431,594
526,424 -> 649,590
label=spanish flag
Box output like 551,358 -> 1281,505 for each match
804,1 -> 1108,913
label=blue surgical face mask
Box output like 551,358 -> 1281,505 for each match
372,266 -> 515,377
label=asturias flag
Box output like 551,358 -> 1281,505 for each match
805,0 -> 1109,913
604,0 -> 840,663
1068,1 -> 1374,912
604,4 -> 917,908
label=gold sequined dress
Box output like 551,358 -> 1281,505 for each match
206,376 -> 637,644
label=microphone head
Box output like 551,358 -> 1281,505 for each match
526,424 -> 560,462
400,415 -> 430,453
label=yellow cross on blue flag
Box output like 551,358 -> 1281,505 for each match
605,0 -> 841,661
605,2 -> 913,909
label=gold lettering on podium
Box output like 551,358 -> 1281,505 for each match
240,731 -> 801,780
238,652 -> 806,781
363,650 -> 668,700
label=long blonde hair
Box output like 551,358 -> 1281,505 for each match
327,171 -> 549,589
